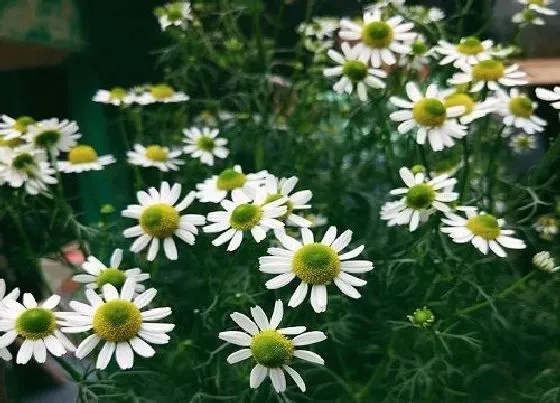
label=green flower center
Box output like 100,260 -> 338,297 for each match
405,183 -> 436,210
342,60 -> 369,82
444,93 -> 475,116
97,268 -> 127,289
250,330 -> 294,368
165,4 -> 184,21
109,87 -> 128,101
362,21 -> 394,49
514,135 -> 531,149
34,129 -> 61,147
12,153 -> 36,171
413,98 -> 447,127
522,9 -> 538,21
151,84 -> 175,100
145,145 -> 168,162
528,0 -> 545,5
472,60 -> 504,82
292,243 -> 341,285
216,169 -> 247,191
410,307 -> 434,327
93,300 -> 142,342
0,138 -> 25,147
264,193 -> 294,221
14,116 -> 35,133
411,40 -> 428,55
15,308 -> 56,340
196,136 -> 215,152
140,203 -> 180,238
509,96 -> 534,118
466,213 -> 501,240
68,145 -> 99,164
456,37 -> 484,55
411,164 -> 426,174
230,203 -> 263,231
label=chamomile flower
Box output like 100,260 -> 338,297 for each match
442,91 -> 497,124
58,278 -> 174,370
219,300 -> 326,393
182,127 -> 229,166
0,115 -> 34,140
407,306 -> 435,327
389,82 -> 467,151
433,37 -> 493,69
495,89 -> 546,134
0,146 -> 56,195
513,0 -> 557,25
73,249 -> 149,294
323,42 -> 386,102
196,165 -> 268,203
260,175 -> 313,228
380,167 -> 458,231
155,1 -> 193,31
0,279 -> 20,361
402,35 -> 434,70
203,189 -> 287,251
427,7 -> 445,22
259,227 -> 373,313
93,88 -> 135,106
441,206 -> 526,257
298,17 -> 339,40
533,251 -> 559,272
24,118 -> 81,156
58,145 -> 116,173
448,60 -> 528,92
533,214 -> 558,240
339,8 -> 415,68
135,84 -> 189,105
122,182 -> 205,261
510,133 -> 538,154
0,293 -> 75,364
536,86 -> 560,110
127,144 -> 184,172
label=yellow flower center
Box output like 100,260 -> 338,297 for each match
342,60 -> 369,82
471,60 -> 504,82
97,268 -> 127,289
444,93 -> 475,116
196,136 -> 215,152
0,138 -> 25,147
456,37 -> 484,55
509,96 -> 534,118
14,116 -> 35,133
109,87 -> 128,101
413,98 -> 447,127
292,243 -> 341,285
405,183 -> 436,210
528,0 -> 545,5
15,308 -> 56,340
93,300 -> 142,342
264,193 -> 294,221
466,213 -> 501,240
145,145 -> 168,162
250,330 -> 294,368
151,84 -> 175,100
362,21 -> 394,49
216,169 -> 247,191
34,129 -> 61,148
140,203 -> 180,238
230,203 -> 263,231
68,145 -> 99,164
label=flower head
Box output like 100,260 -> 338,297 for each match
442,91 -> 497,125
196,165 -> 268,203
93,88 -> 135,106
407,306 -> 435,327
219,300 -> 326,393
448,60 -> 528,92
155,1 -> 193,31
127,144 -> 184,172
495,89 -> 546,134
510,133 -> 537,154
297,17 -> 339,40
513,0 -> 557,25
261,175 -> 313,228
182,127 -> 229,166
59,145 -> 116,173
0,115 -> 35,140
135,84 -> 189,105
533,214 -> 558,240
533,251 -> 559,272
24,118 -> 81,156
0,146 -> 57,195
434,37 -> 494,69
0,279 -> 20,361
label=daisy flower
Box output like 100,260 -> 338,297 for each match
495,89 -> 546,134
427,7 -> 445,22
401,34 -> 435,70
442,91 -> 497,125
0,279 -> 20,361
196,165 -> 268,203
380,167 -> 458,231
127,144 -> 184,172
510,133 -> 538,154
533,251 -> 559,272
203,189 -> 287,251
92,87 -> 135,106
219,300 -> 326,393
135,84 -> 189,105
513,0 -> 557,25
0,293 -> 75,364
58,145 -> 116,174
260,175 -> 313,228
122,182 -> 205,261
23,118 -> 81,156
259,227 -> 373,313
533,214 -> 558,240
58,278 -> 174,370
0,146 -> 57,195
448,60 -> 528,92
298,17 -> 339,40
433,37 -> 494,69
155,1 -> 193,31
389,82 -> 467,151
339,8 -> 415,68
73,249 -> 149,294
536,87 -> 560,110
441,206 -> 526,257
0,115 -> 34,140
182,127 -> 229,166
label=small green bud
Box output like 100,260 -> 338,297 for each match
407,306 -> 435,327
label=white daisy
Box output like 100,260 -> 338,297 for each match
260,227 -> 373,313
495,89 -> 546,134
127,144 -> 184,172
513,0 -> 557,25
135,84 -> 189,105
0,279 -> 20,361
0,115 -> 35,140
0,146 -> 57,195
448,60 -> 528,92
58,278 -> 174,370
298,17 -> 339,40
203,188 -> 287,251
401,34 -> 435,70
260,175 -> 313,228
122,182 -> 205,261
196,165 -> 268,203
442,91 -> 497,125
219,300 -> 326,393
510,133 -> 538,154
533,251 -> 559,272
533,214 -> 558,240
339,8 -> 415,68
427,7 -> 445,22
182,127 -> 229,166
536,86 -> 560,110
58,145 -> 116,174
23,118 -> 81,156
433,37 -> 494,69
441,206 -> 526,257
0,293 -> 75,364
324,42 -> 387,101
73,249 -> 149,294
380,167 -> 458,231
92,87 -> 135,106
389,82 -> 467,151
156,1 -> 193,31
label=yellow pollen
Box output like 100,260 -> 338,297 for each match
472,60 -> 504,82
93,300 -> 142,343
466,213 -> 501,240
145,145 -> 168,162
413,98 -> 447,127
68,145 -> 99,164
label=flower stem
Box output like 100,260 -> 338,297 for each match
459,136 -> 470,202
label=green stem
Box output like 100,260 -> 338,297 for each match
459,137 -> 470,202
486,125 -> 505,213
418,144 -> 432,179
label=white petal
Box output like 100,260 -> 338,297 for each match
115,342 -> 134,370
249,364 -> 268,389
227,349 -> 252,364
294,350 -> 324,365
219,331 -> 252,346
292,331 -> 327,346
